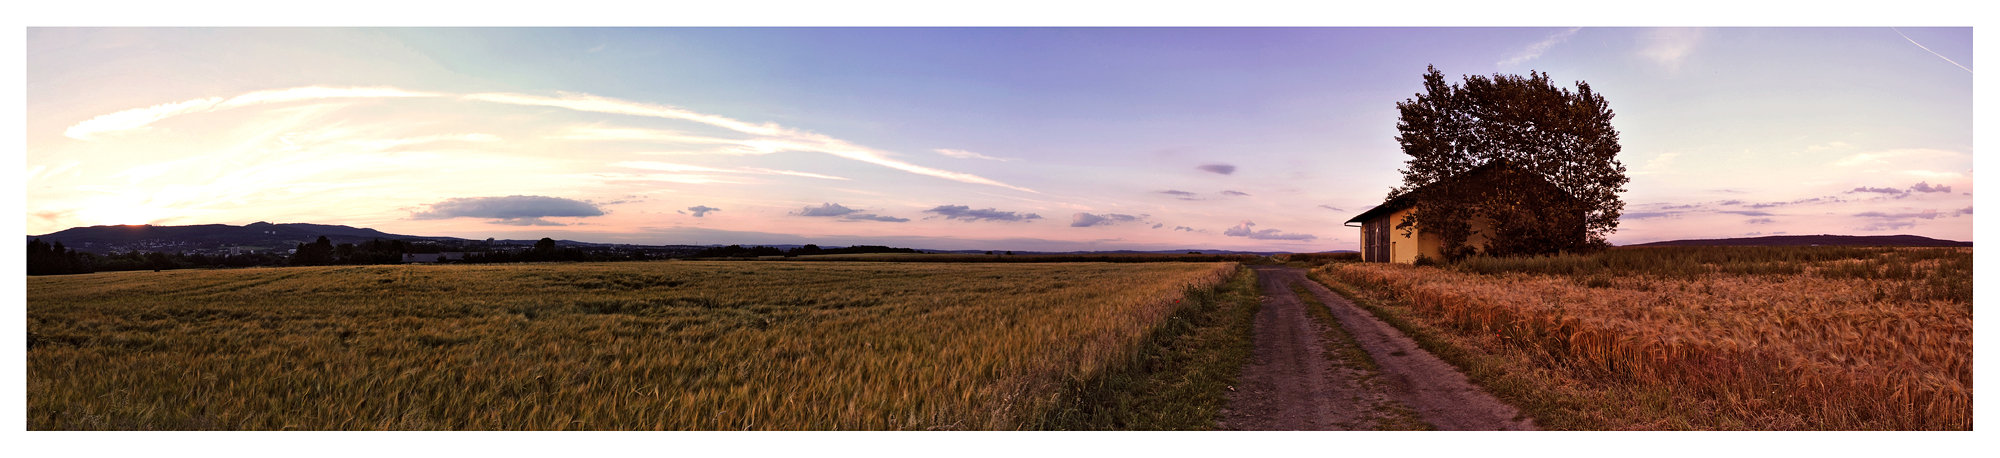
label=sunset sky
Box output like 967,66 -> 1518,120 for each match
25,27 -> 1973,251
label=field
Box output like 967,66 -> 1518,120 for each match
1312,246 -> 1971,430
28,261 -> 1246,430
725,253 -> 1264,263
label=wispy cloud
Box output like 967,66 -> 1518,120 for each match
686,205 -> 720,217
1856,210 -> 1939,220
1497,27 -> 1581,67
69,87 -> 1031,192
934,149 -> 1017,161
1317,205 -> 1343,211
1196,163 -> 1236,175
923,205 -> 1042,222
470,92 -> 1034,192
342,133 -> 502,150
1635,152 -> 1680,175
1744,197 -> 1845,209
1891,27 -> 1973,73
28,161 -> 80,180
1223,220 -> 1317,241
559,127 -> 752,145
464,92 -> 783,136
1859,221 -> 1917,231
1639,28 -> 1703,72
1848,186 -> 1907,195
1221,190 -> 1251,196
1832,148 -> 1963,167
587,172 -> 745,184
612,161 -> 849,181
1159,190 -> 1202,201
64,86 -> 442,141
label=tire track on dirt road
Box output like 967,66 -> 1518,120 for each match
1218,265 -> 1535,431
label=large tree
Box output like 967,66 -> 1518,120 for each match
1389,66 -> 1627,260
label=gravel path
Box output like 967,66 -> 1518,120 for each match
1217,265 -> 1536,431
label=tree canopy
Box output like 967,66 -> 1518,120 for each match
1390,66 -> 1627,260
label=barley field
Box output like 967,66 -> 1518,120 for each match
28,261 -> 1240,430
1314,247 -> 1971,430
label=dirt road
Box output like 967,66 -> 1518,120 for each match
1216,265 -> 1535,431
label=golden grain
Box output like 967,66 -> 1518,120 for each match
1317,248 -> 1969,430
29,261 -> 1237,430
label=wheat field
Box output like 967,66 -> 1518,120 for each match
1315,247 -> 1970,430
28,261 -> 1240,430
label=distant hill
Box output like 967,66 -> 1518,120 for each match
1626,234 -> 1970,248
27,222 -> 474,255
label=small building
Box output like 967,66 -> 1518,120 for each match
403,253 -> 442,263
1345,161 -> 1579,263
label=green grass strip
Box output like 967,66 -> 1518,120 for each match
1034,265 -> 1264,430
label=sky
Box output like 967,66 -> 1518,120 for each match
24,27 -> 1974,251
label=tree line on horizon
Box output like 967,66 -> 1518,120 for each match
24,236 -> 670,275
689,244 -> 921,258
27,238 -> 291,275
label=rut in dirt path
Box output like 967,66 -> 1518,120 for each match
1216,265 -> 1535,431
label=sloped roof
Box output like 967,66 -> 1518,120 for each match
1344,160 -> 1564,225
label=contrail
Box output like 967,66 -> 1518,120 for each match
1892,27 -> 1972,74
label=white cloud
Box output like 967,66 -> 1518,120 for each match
68,86 -> 1036,193
27,161 -> 80,180
557,127 -> 749,145
342,133 -> 501,150
935,148 -> 1017,161
1647,152 -> 1679,169
64,86 -> 441,141
65,97 -> 223,141
550,124 -> 1031,192
1833,149 -> 1964,167
1497,27 -> 1581,67
612,161 -> 736,173
1804,141 -> 1851,153
742,167 -> 849,181
585,172 -> 743,185
463,92 -> 785,136
1639,28 -> 1704,72
612,161 -> 852,181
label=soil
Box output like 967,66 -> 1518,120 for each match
1216,265 -> 1535,431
